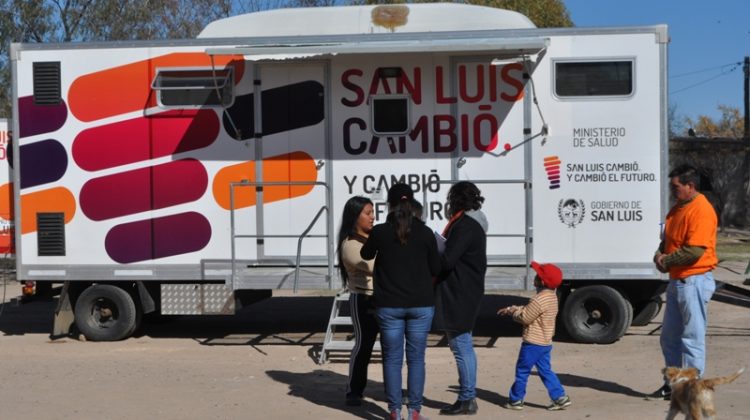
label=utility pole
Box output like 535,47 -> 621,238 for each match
744,56 -> 749,139
744,56 -> 750,227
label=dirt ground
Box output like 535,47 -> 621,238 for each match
0,261 -> 748,420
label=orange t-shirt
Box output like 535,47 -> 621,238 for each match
663,193 -> 718,279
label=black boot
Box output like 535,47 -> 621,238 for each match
439,398 -> 478,415
646,384 -> 671,401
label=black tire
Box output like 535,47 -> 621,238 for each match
128,304 -> 143,336
631,297 -> 663,326
74,284 -> 137,341
561,285 -> 633,344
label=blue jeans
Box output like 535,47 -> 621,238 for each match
376,306 -> 434,412
509,342 -> 565,402
446,331 -> 477,400
660,272 -> 715,376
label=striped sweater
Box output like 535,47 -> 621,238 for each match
512,289 -> 558,345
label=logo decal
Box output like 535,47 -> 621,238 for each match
558,198 -> 585,228
543,155 -> 562,189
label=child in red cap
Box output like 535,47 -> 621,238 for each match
497,261 -> 571,411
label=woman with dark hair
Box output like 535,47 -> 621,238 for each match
434,181 -> 488,416
337,196 -> 377,406
361,183 -> 441,420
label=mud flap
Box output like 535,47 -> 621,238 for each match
51,281 -> 74,338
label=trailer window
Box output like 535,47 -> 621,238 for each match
152,68 -> 234,108
371,95 -> 410,135
555,61 -> 633,97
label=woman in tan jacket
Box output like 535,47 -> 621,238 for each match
338,196 -> 376,406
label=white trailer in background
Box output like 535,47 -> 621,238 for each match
9,4 -> 669,343
0,118 -> 11,257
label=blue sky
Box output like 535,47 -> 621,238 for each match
564,0 -> 749,124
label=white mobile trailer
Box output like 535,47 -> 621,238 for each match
9,4 -> 668,343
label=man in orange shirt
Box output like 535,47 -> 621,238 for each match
649,164 -> 718,400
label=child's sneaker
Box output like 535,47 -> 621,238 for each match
547,395 -> 572,411
503,400 -> 524,410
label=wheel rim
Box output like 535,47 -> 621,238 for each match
89,297 -> 120,329
575,297 -> 613,332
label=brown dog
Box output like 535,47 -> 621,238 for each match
663,366 -> 745,420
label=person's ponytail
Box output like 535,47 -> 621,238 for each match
386,183 -> 416,245
391,199 -> 413,245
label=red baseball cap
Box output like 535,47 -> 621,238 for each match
531,261 -> 563,289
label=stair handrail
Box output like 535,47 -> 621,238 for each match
294,205 -> 329,293
229,180 -> 332,290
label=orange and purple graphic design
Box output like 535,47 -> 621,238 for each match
18,95 -> 68,138
106,212 -> 211,264
73,109 -> 219,171
212,151 -> 318,210
16,51 -> 326,264
68,53 -> 245,122
80,159 -> 208,221
223,81 -> 325,140
20,139 -> 67,189
543,155 -> 562,189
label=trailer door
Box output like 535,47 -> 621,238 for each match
252,62 -> 329,263
423,57 -> 530,265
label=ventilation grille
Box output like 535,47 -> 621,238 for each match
33,62 -> 61,105
37,212 -> 65,256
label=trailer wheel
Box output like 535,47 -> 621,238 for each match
631,297 -> 662,326
74,284 -> 137,341
127,304 -> 143,337
561,285 -> 633,344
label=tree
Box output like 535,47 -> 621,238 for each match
466,0 -> 572,28
234,0 -> 301,13
0,0 -> 232,118
0,1 -> 57,117
345,0 -> 572,28
668,103 -> 687,139
1,0 -> 572,118
685,105 -> 744,139
670,139 -> 747,229
672,104 -> 749,228
81,1 -> 232,41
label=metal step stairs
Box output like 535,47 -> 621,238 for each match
713,281 -> 750,308
318,289 -> 380,364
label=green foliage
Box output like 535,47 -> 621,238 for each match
350,0 -> 573,27
81,1 -> 232,41
0,1 -> 55,117
466,0 -> 572,28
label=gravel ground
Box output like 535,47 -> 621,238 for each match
0,262 -> 748,419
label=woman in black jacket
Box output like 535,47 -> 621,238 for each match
434,181 -> 488,416
361,183 -> 441,420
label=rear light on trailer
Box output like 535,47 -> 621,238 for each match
22,281 -> 35,296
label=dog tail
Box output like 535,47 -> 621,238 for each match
703,366 -> 745,388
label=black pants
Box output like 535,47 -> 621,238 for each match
347,292 -> 379,397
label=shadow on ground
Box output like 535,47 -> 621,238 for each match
263,368 -> 619,414
556,372 -> 645,398
0,294 -> 529,347
264,369 -> 511,418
